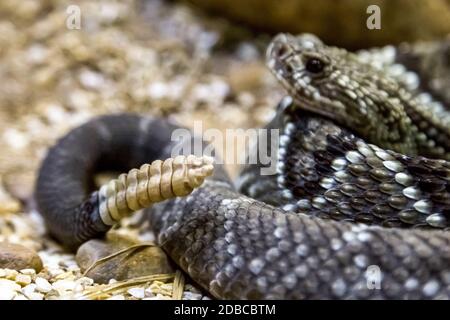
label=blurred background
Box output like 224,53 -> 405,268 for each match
0,0 -> 449,300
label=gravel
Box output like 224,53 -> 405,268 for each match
0,0 -> 279,300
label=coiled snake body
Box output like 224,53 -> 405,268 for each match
36,34 -> 450,299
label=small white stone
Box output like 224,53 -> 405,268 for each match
0,278 -> 21,291
22,284 -> 37,298
19,269 -> 36,276
47,268 -> 65,278
74,283 -> 84,293
15,274 -> 32,286
3,128 -> 29,149
144,287 -> 155,297
5,269 -> 18,280
75,277 -> 94,287
0,290 -> 16,300
13,293 -> 28,300
147,81 -> 170,99
79,69 -> 105,90
160,283 -> 173,291
52,279 -> 76,293
0,279 -> 20,300
127,287 -> 145,299
28,292 -> 44,300
35,277 -> 52,293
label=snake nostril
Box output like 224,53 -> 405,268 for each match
276,45 -> 287,57
284,64 -> 293,74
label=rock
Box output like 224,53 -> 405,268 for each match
20,268 -> 36,276
144,287 -> 154,298
128,287 -> 145,299
13,293 -> 28,300
21,283 -> 46,300
2,170 -> 35,202
52,279 -> 76,295
76,234 -> 175,284
27,291 -> 44,300
0,242 -> 43,272
15,274 -> 32,286
21,283 -> 36,298
186,0 -> 450,49
35,277 -> 52,293
0,279 -> 21,300
3,269 -> 18,280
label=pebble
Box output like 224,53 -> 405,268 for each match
0,279 -> 21,300
76,236 -> 174,284
20,268 -> 36,276
13,293 -> 28,300
21,283 -> 37,298
0,0 -> 266,301
128,287 -> 145,299
15,274 -> 32,286
35,277 -> 52,293
144,287 -> 155,297
0,290 -> 16,300
27,292 -> 44,300
52,279 -> 76,293
0,242 -> 43,272
4,269 -> 18,280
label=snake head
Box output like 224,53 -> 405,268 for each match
266,33 -> 417,155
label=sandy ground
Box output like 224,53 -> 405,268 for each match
0,0 -> 285,299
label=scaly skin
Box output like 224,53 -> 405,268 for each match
267,34 -> 450,160
36,35 -> 450,299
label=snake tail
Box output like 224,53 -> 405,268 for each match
35,113 -> 214,250
98,155 -> 214,226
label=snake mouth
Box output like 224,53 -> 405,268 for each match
269,66 -> 338,121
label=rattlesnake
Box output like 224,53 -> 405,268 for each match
35,33 -> 450,299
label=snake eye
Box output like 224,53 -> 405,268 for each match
305,58 -> 325,74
